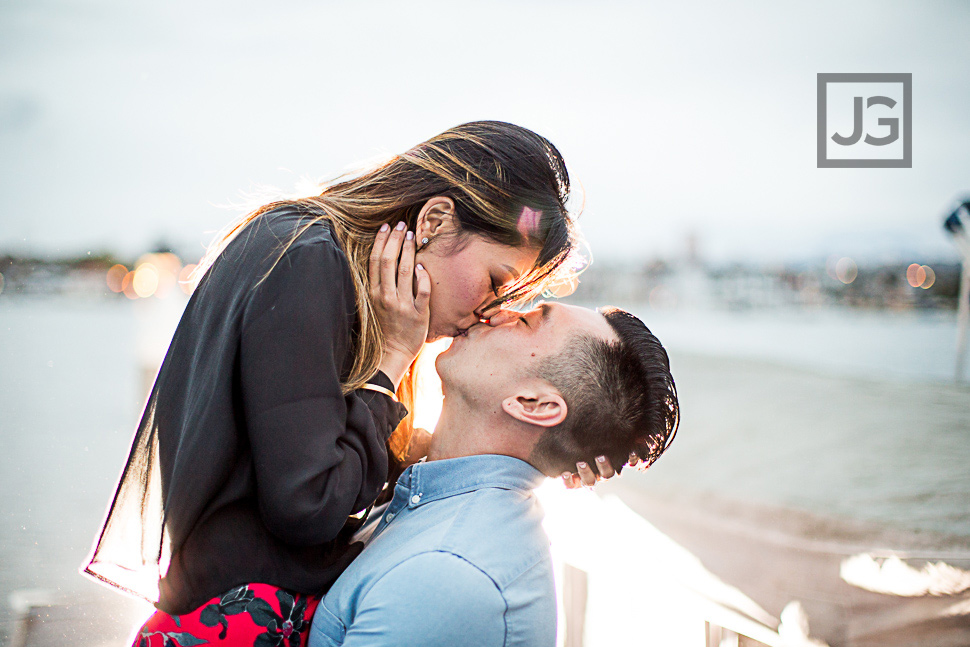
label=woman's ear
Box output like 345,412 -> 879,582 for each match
416,196 -> 456,241
502,385 -> 567,428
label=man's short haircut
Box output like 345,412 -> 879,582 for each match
528,306 -> 679,477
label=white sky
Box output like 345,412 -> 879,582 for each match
1,0 -> 968,264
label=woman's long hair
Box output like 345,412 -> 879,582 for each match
193,121 -> 584,462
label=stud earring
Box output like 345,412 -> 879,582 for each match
421,237 -> 429,245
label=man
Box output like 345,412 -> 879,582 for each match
308,302 -> 679,647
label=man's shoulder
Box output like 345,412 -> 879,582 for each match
314,483 -> 557,647
431,486 -> 553,591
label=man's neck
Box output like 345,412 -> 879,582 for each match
426,397 -> 537,465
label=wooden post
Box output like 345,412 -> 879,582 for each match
956,260 -> 969,382
562,563 -> 588,647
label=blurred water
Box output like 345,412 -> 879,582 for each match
0,296 -> 968,639
600,303 -> 970,545
0,297 -> 143,640
617,303 -> 964,384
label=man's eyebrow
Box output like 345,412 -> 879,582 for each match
501,264 -> 520,279
537,303 -> 552,327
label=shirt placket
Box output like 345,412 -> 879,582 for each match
371,470 -> 412,540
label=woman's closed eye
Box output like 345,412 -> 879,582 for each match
519,316 -> 529,327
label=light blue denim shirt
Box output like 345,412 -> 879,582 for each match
308,454 -> 556,647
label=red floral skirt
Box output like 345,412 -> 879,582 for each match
133,584 -> 321,647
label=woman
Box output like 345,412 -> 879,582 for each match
84,120 -> 609,647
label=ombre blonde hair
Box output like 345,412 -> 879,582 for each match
194,121 -> 584,464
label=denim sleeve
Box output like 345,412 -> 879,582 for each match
341,551 -> 507,647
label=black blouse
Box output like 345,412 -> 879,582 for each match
84,205 -> 409,614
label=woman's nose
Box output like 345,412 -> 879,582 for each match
483,309 -> 518,327
476,302 -> 500,323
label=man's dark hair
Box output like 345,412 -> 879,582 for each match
528,306 -> 679,477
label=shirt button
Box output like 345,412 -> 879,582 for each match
410,494 -> 421,504
385,512 -> 395,522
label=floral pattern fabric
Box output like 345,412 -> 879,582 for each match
134,584 -> 321,647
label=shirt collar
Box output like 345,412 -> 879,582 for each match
397,454 -> 546,508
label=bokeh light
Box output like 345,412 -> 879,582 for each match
106,264 -> 128,293
835,257 -> 857,284
906,263 -> 929,288
106,253 -> 195,299
178,263 -> 198,295
132,263 -> 160,298
121,270 -> 139,299
153,253 -> 180,298
919,265 -> 935,290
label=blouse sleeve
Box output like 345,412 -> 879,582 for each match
239,239 -> 408,546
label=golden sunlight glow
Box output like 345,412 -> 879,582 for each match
535,484 -> 783,646
412,338 -> 453,432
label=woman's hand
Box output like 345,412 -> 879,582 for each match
369,222 -> 431,387
562,455 -> 618,489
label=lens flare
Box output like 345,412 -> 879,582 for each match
919,265 -> 935,289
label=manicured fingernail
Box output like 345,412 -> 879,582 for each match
595,455 -> 607,463
561,472 -> 572,480
406,230 -> 414,240
395,221 -> 406,230
577,461 -> 587,469
380,223 -> 389,232
416,263 -> 424,271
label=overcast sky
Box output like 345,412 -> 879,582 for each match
1,0 -> 968,265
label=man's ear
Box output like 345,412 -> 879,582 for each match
502,385 -> 567,428
416,196 -> 456,240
